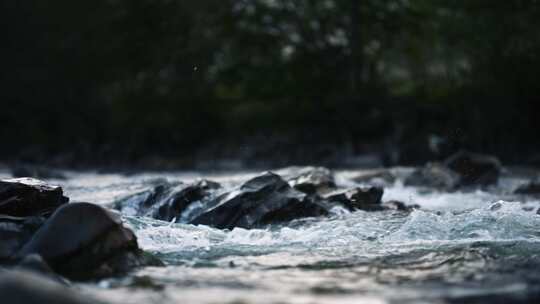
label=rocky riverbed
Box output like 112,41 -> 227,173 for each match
1,152 -> 540,304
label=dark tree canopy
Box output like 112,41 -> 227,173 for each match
2,0 -> 539,167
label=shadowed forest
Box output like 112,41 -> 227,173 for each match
2,0 -> 540,169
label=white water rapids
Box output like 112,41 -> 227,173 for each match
8,168 -> 539,304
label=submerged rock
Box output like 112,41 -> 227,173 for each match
19,202 -> 161,280
151,179 -> 221,222
0,270 -> 101,304
111,179 -> 183,216
0,178 -> 69,217
405,163 -> 461,191
0,215 -> 45,261
190,172 -> 328,229
444,150 -> 501,186
282,166 -> 336,195
322,186 -> 384,211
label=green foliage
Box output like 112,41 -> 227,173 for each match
2,0 -> 539,160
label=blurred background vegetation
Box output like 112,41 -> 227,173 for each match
2,0 -> 539,168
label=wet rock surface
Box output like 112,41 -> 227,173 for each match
151,179 -> 221,222
113,179 -> 221,223
111,179 -> 184,216
0,178 -> 161,284
0,178 -> 69,217
114,168 -> 419,229
19,202 -> 158,280
190,172 -> 329,229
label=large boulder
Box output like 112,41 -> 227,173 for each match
151,179 -> 221,223
19,202 -> 161,280
0,215 -> 45,261
0,178 -> 69,217
443,151 -> 501,186
190,172 -> 328,229
0,270 -> 103,304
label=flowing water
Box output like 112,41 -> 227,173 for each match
23,169 -> 540,303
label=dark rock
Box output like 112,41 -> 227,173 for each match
514,181 -> 540,195
0,178 -> 69,217
382,200 -> 419,212
0,215 -> 46,261
152,179 -> 221,223
19,202 -> 160,280
11,165 -> 66,180
0,270 -> 102,304
112,179 -> 181,216
351,169 -> 396,186
113,179 -> 221,223
444,150 -> 502,186
282,167 -> 336,195
322,186 -> 384,211
404,163 -> 461,190
190,172 -> 328,229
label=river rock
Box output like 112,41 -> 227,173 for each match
19,202 -> 160,280
0,178 -> 69,217
404,163 -> 461,190
322,186 -> 384,211
113,179 -> 221,223
444,150 -> 501,186
190,172 -> 328,229
0,270 -> 102,304
112,180 -> 185,216
0,215 -> 45,261
282,166 -> 336,195
151,179 -> 221,222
